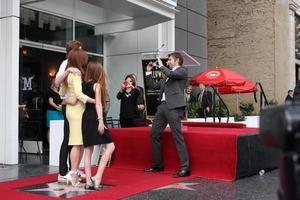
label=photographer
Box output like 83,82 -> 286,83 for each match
143,52 -> 190,178
116,74 -> 140,127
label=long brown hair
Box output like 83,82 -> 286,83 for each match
85,61 -> 107,111
66,47 -> 88,75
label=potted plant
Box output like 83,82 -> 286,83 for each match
239,102 -> 259,127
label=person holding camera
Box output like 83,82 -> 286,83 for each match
144,52 -> 190,178
117,74 -> 140,127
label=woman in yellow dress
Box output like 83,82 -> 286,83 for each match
59,47 -> 95,186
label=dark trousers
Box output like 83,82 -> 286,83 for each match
150,102 -> 190,171
59,105 -> 72,176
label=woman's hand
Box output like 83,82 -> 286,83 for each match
98,120 -> 107,135
120,83 -> 126,91
57,104 -> 62,111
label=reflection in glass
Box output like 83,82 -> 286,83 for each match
20,7 -> 73,47
75,22 -> 103,54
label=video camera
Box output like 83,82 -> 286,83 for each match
260,104 -> 300,200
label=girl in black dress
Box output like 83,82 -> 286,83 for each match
82,61 -> 115,190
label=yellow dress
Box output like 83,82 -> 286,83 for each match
59,73 -> 89,145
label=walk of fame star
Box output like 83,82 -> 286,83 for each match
153,182 -> 200,191
20,182 -> 96,198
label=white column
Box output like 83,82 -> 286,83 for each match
288,8 -> 296,89
0,0 -> 20,164
289,1 -> 300,88
158,20 -> 175,52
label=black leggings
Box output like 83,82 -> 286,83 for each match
58,105 -> 72,176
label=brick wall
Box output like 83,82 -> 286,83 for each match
208,0 -> 290,113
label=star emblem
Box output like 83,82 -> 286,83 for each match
153,182 -> 200,191
23,182 -> 92,198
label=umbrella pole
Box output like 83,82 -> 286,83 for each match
236,94 -> 239,113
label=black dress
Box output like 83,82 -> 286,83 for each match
82,81 -> 113,147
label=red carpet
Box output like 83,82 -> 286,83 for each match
0,168 -> 193,200
109,127 -> 258,181
1,126 -> 258,199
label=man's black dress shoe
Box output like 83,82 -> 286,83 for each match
173,169 -> 191,178
144,166 -> 164,173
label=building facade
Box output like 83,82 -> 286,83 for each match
0,0 -> 207,164
208,0 -> 300,111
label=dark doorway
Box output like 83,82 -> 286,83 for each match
19,46 -> 65,164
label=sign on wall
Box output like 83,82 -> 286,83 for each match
142,58 -> 169,118
21,75 -> 35,91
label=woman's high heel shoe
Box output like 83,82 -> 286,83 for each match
69,171 -> 80,187
93,185 -> 103,191
84,178 -> 94,190
94,177 -> 103,191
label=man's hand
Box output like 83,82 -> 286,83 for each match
146,63 -> 153,72
206,107 -> 210,112
68,67 -> 81,76
157,56 -> 163,67
137,104 -> 145,111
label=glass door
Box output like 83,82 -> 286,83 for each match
19,46 -> 65,163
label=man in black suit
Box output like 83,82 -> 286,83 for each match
185,85 -> 196,104
144,52 -> 190,177
197,83 -> 212,118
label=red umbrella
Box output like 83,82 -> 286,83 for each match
217,80 -> 257,94
189,68 -> 247,87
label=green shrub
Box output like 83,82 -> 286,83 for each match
214,100 -> 228,117
231,113 -> 245,121
239,102 -> 256,116
187,101 -> 200,118
268,99 -> 278,106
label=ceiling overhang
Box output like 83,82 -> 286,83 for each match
80,0 -> 178,35
20,0 -> 46,6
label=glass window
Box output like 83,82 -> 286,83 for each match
88,54 -> 103,64
20,7 -> 73,47
75,22 -> 103,54
296,15 -> 300,59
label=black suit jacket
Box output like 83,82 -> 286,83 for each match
145,65 -> 187,109
185,93 -> 196,103
197,90 -> 212,117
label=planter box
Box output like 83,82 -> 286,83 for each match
187,117 -> 235,123
237,116 -> 259,128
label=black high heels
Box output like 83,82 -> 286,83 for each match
93,185 -> 103,191
84,178 -> 94,190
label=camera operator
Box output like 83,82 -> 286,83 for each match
261,104 -> 300,200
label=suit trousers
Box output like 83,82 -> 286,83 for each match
59,105 -> 72,176
150,101 -> 190,170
